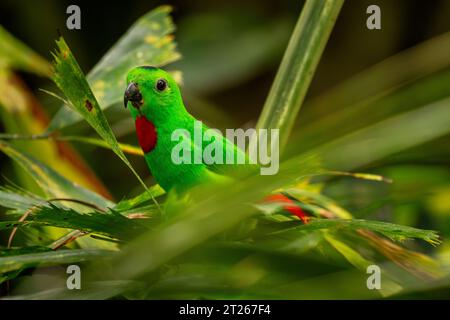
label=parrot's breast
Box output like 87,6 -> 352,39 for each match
135,115 -> 157,153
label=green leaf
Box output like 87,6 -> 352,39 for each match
3,280 -> 138,300
175,11 -> 292,94
0,70 -> 112,200
0,187 -> 45,210
321,171 -> 392,183
58,135 -> 144,156
0,246 -> 52,257
285,188 -> 353,219
0,25 -> 52,77
0,248 -> 113,274
256,0 -> 344,151
114,185 -> 165,211
303,31 -> 450,123
282,219 -> 440,245
51,37 -> 150,194
323,233 -> 372,270
48,6 -> 180,131
0,204 -> 154,241
295,67 -> 450,152
0,133 -> 144,156
0,140 -> 113,209
312,97 -> 450,172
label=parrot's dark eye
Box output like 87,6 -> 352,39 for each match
156,79 -> 167,92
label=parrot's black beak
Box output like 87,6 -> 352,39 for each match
124,82 -> 143,109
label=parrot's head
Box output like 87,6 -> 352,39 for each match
124,66 -> 185,124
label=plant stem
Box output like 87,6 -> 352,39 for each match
256,0 -> 344,152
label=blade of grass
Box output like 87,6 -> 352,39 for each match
256,0 -> 344,151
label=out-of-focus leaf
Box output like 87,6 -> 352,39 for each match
175,12 -> 292,94
0,140 -> 113,209
0,70 -> 112,199
286,188 -> 353,219
0,133 -> 144,156
323,233 -> 372,270
0,187 -> 45,210
51,37 -> 148,192
322,171 -> 392,183
0,248 -> 113,274
303,31 -> 450,122
0,246 -> 52,257
59,136 -> 143,156
294,67 -> 450,152
309,97 -> 450,172
4,280 -> 138,300
48,6 -> 180,131
0,25 -> 52,77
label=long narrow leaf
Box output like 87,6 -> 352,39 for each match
51,37 -> 150,194
279,219 -> 440,245
256,0 -> 344,151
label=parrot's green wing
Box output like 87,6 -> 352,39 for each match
172,124 -> 234,190
200,122 -> 258,177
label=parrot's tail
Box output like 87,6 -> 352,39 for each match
264,193 -> 310,224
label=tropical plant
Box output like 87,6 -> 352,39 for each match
1,1 -> 449,299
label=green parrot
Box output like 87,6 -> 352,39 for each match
123,66 -> 440,278
124,65 -> 308,224
124,66 -> 253,193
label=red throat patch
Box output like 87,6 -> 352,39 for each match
135,116 -> 157,153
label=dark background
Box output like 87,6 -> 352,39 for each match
1,0 -> 449,116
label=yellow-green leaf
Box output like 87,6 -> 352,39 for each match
51,37 -> 148,192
